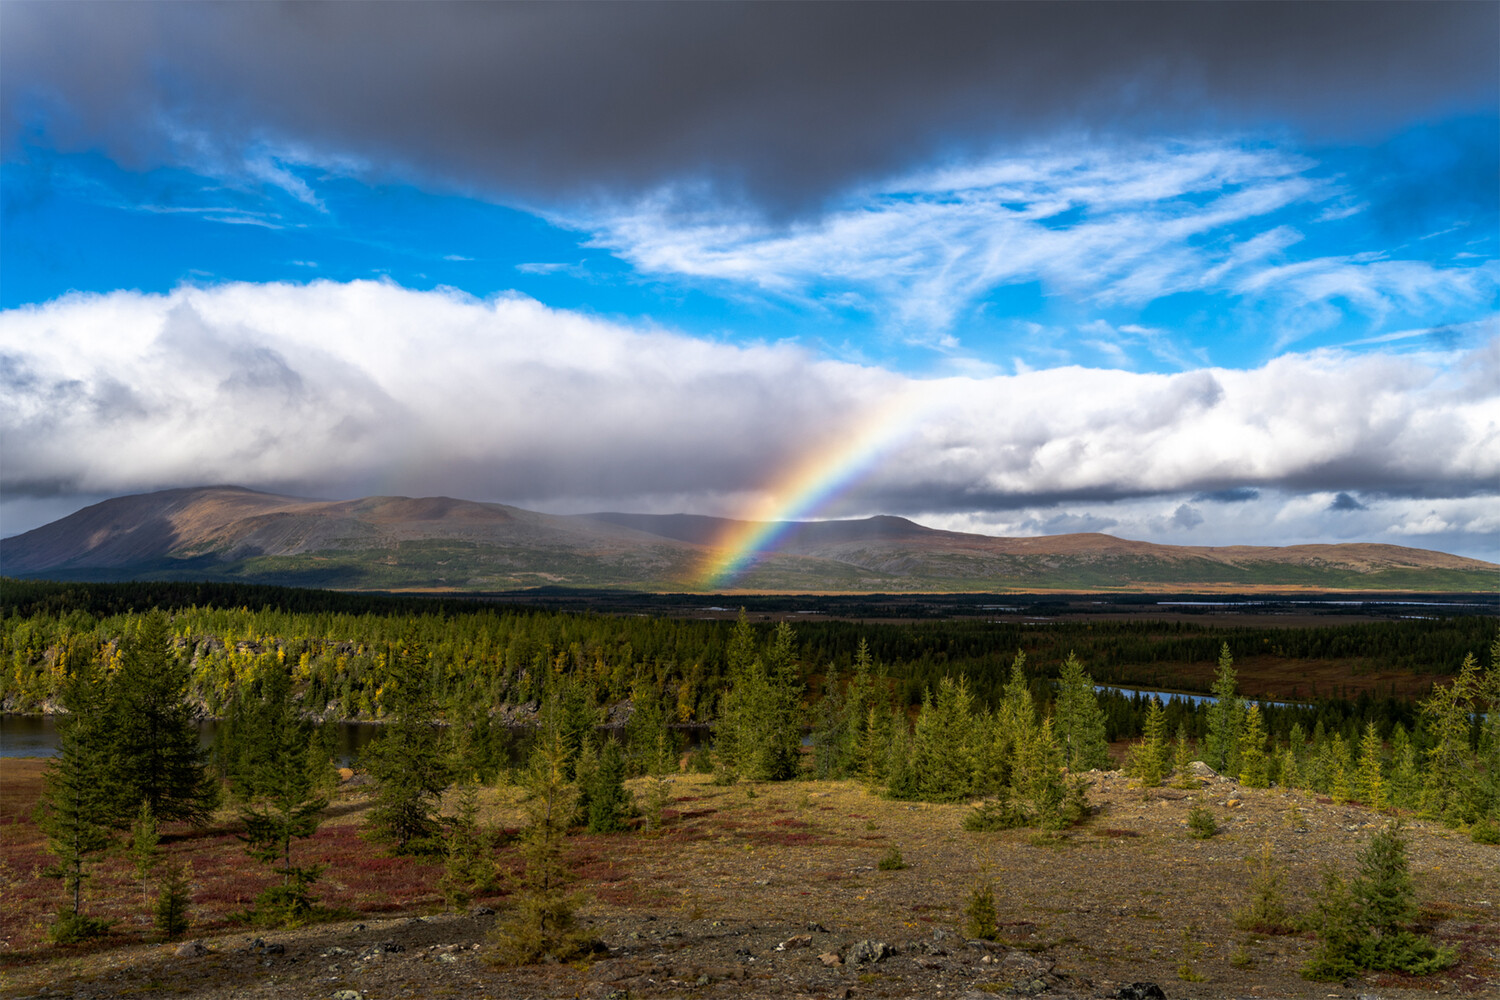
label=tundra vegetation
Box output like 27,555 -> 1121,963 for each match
1,579 -> 1495,990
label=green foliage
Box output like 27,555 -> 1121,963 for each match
47,909 -> 112,945
488,705 -> 588,966
1205,643 -> 1244,776
1177,925 -> 1208,982
251,866 -> 321,927
1355,721 -> 1386,811
585,738 -> 634,834
1171,724 -> 1196,789
624,682 -> 681,779
714,615 -> 803,783
909,675 -> 977,802
1471,819 -> 1500,845
1302,822 -> 1456,980
1235,842 -> 1298,934
126,800 -> 162,910
36,655 -> 113,921
153,857 -> 192,939
963,882 -> 998,940
1053,652 -> 1110,771
439,781 -> 496,910
362,631 -> 453,854
1302,869 -> 1363,981
877,846 -> 906,871
227,660 -> 330,900
1238,703 -> 1270,788
1186,805 -> 1218,840
1418,653 -> 1488,825
102,610 -> 217,825
962,794 -> 1030,831
1126,697 -> 1170,788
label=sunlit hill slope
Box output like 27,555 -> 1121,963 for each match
3,486 -> 1494,593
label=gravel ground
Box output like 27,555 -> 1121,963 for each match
3,769 -> 1496,1000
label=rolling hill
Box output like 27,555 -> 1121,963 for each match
3,486 -> 1495,593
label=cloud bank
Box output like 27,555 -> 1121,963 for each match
3,281 -> 1495,556
4,3 -> 1494,213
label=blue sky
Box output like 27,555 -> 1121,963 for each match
2,3 -> 1497,560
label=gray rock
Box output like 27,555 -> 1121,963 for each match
846,939 -> 894,964
331,991 -> 363,1000
174,940 -> 208,957
1115,983 -> 1166,1000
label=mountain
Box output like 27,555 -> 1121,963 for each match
3,486 -> 1495,593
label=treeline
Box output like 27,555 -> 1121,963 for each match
4,581 -> 1494,727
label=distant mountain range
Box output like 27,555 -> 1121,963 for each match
3,486 -> 1495,593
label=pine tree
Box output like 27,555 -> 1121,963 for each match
104,611 -> 216,825
1053,652 -> 1110,772
1205,643 -> 1245,776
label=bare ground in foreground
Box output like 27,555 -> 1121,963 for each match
2,761 -> 1497,1000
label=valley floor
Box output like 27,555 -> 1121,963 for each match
2,764 -> 1496,999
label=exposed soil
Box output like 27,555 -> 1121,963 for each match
2,759 -> 1496,1000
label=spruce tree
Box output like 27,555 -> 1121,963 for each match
1205,643 -> 1245,776
1053,653 -> 1110,772
1355,721 -> 1387,811
153,857 -> 192,940
585,737 -> 634,834
488,705 -> 587,965
439,781 -> 495,910
1238,703 -> 1270,788
716,618 -> 803,782
1418,654 -> 1484,824
126,800 -> 162,911
363,631 -> 453,854
228,661 -> 330,920
37,654 -> 113,938
911,676 -> 978,802
1127,697 -> 1170,788
104,611 -> 216,825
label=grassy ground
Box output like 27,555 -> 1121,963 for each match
2,757 -> 1496,999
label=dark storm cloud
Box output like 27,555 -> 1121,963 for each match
4,2 -> 1495,213
1193,488 -> 1261,504
1329,492 -> 1369,512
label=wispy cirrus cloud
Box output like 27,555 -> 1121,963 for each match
577,140 -> 1497,359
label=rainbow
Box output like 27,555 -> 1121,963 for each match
697,383 -> 935,589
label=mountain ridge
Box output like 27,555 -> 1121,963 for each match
3,486 -> 1495,593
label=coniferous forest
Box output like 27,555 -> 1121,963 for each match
2,577 -> 1496,983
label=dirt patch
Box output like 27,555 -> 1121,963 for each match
2,761 -> 1496,999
